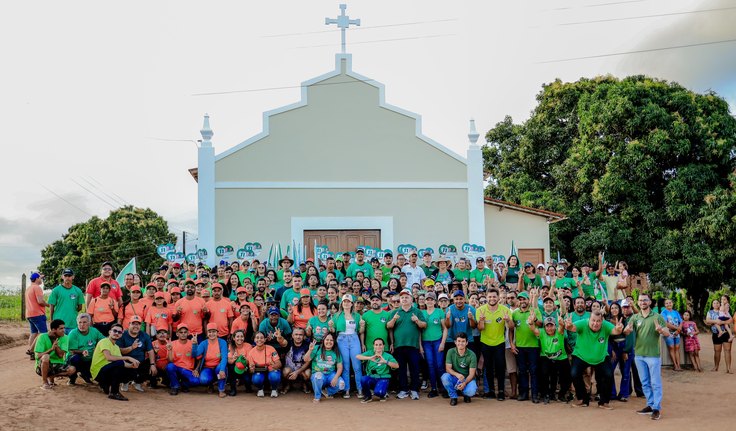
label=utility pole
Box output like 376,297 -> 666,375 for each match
183,231 -> 187,255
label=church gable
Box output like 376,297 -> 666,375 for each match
215,55 -> 467,184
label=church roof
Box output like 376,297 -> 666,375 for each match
484,198 -> 566,222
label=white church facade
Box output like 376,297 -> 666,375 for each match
190,52 -> 564,267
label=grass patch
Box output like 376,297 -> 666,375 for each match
0,293 -> 22,321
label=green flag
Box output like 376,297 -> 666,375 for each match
115,257 -> 136,286
510,241 -> 517,256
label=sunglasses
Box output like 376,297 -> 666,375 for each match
110,329 -> 123,335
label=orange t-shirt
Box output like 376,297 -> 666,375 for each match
120,301 -> 148,329
204,340 -> 223,368
247,345 -> 279,371
205,298 -> 234,337
229,343 -> 253,361
138,297 -> 154,312
290,306 -> 315,329
175,296 -> 207,335
86,276 -> 122,301
25,284 -> 45,318
230,317 -> 252,335
89,297 -> 119,324
171,339 -> 195,370
152,340 -> 169,369
232,300 -> 260,321
146,306 -> 173,333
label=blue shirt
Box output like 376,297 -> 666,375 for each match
117,330 -> 153,362
446,304 -> 476,343
660,309 -> 682,337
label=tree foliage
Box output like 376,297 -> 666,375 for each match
38,206 -> 177,287
483,75 -> 736,317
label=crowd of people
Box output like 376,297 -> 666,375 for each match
24,249 -> 734,420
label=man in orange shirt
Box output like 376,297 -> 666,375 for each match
173,280 -> 209,342
86,262 -> 122,309
26,272 -> 49,359
205,283 -> 234,339
165,324 -> 199,395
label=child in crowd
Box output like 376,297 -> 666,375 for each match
681,311 -> 701,372
717,296 -> 735,342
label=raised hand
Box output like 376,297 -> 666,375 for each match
615,317 -> 624,332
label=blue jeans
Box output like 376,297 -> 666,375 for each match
252,370 -> 281,390
422,339 -> 444,391
441,373 -> 478,398
516,347 -> 539,397
609,342 -> 632,399
166,363 -> 200,389
635,356 -> 663,411
361,375 -> 389,398
311,371 -> 345,399
199,365 -> 227,392
337,333 -> 363,393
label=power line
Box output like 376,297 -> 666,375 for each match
70,178 -> 118,209
87,176 -> 131,207
262,18 -> 457,38
554,5 -> 736,26
38,183 -> 93,217
545,0 -> 647,11
192,76 -> 377,97
537,37 -> 736,63
80,177 -> 128,207
296,33 -> 456,49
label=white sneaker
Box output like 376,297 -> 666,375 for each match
271,390 -> 278,398
133,383 -> 144,392
343,392 -> 351,399
357,390 -> 363,398
421,381 -> 428,390
120,383 -> 129,392
397,391 -> 409,399
410,391 -> 419,400
257,389 -> 264,397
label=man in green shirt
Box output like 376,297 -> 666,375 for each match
453,258 -> 471,283
347,249 -> 374,279
624,292 -> 669,420
34,319 -> 76,390
279,275 -> 305,311
362,295 -> 391,349
565,310 -> 623,409
476,288 -> 513,400
380,252 -> 394,283
67,313 -> 105,384
441,332 -> 477,405
48,268 -> 85,333
470,257 -> 495,286
419,251 -> 436,277
387,289 -> 426,400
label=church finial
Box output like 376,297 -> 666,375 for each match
468,118 -> 480,147
325,4 -> 360,54
200,113 -> 213,147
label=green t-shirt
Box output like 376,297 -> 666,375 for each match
346,262 -> 374,279
476,304 -> 510,347
389,306 -> 426,349
554,278 -> 575,290
511,308 -> 542,348
572,319 -> 614,365
445,347 -> 477,377
280,288 -> 301,311
307,316 -> 331,342
363,350 -> 396,378
421,308 -> 445,342
48,285 -> 85,330
470,268 -> 494,284
629,311 -> 667,358
522,274 -> 543,290
90,337 -> 121,379
309,348 -> 340,374
453,269 -> 471,282
236,271 -> 255,286
419,264 -> 436,277
566,311 -> 591,349
34,334 -> 68,366
362,310 -> 390,347
539,328 -> 567,360
67,327 -> 105,361
379,265 -> 393,282
506,267 -> 520,284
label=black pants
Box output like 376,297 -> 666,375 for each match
393,346 -> 421,392
480,342 -> 506,395
227,364 -> 252,389
539,356 -> 571,398
67,354 -> 92,380
96,361 -> 132,395
571,355 -> 612,405
129,359 -> 152,384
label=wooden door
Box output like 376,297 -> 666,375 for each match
304,230 -> 380,259
517,248 -> 544,268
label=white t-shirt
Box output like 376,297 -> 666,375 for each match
402,264 -> 426,287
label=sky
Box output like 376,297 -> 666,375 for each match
1,0 -> 735,287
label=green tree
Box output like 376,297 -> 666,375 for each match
484,76 -> 736,318
38,206 -> 177,288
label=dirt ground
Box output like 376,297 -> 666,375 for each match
0,322 -> 732,431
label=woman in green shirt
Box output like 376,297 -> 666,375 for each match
421,292 -> 448,398
295,333 -> 344,403
330,294 -> 365,398
357,338 -> 399,403
90,322 -> 140,401
306,302 -> 331,342
503,255 -> 521,290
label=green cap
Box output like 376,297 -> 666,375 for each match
518,292 -> 529,299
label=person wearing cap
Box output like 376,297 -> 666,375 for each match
119,285 -> 148,331
531,314 -> 570,404
25,272 -> 49,357
90,322 -> 139,400
565,309 -> 625,409
437,293 -> 450,312
166,324 -> 199,395
258,306 -> 292,352
329,294 -> 365,398
166,262 -> 184,281
421,291 -> 448,398
247,331 -> 283,398
230,303 -> 258,341
117,315 -> 155,392
289,289 -> 317,330
48,269 -> 85,335
66,313 -> 105,385
379,252 -> 394,283
86,262 -> 122,309
146,291 -> 173,336
387,289 -> 427,400
476,288 -> 513,401
443,290 -> 477,355
510,290 -> 543,402
347,249 -> 374,279
192,323 -> 229,397
402,251 -> 426,288
173,280 -> 209,342
520,262 -> 543,291
150,327 -> 172,388
441,332 -> 478,406
470,257 -> 495,286
88,282 -> 120,336
204,283 -> 234,339
362,294 -> 391,351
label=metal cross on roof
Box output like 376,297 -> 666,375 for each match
325,4 -> 361,54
